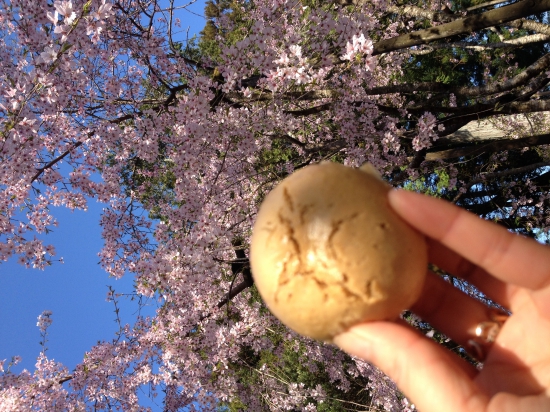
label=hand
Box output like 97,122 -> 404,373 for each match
334,189 -> 550,412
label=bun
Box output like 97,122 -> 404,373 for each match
250,162 -> 428,341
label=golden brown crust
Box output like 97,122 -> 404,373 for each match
250,162 -> 428,341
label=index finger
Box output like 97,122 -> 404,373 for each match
388,189 -> 550,291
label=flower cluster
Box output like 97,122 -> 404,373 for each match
342,33 -> 376,71
36,310 -> 53,333
412,112 -> 442,151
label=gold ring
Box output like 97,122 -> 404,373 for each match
467,308 -> 509,362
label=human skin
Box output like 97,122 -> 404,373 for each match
334,189 -> 550,412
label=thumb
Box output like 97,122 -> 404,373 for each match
333,322 -> 488,412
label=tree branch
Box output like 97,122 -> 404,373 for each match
466,0 -> 511,12
502,99 -> 550,114
373,0 -> 550,55
184,242 -> 254,338
284,103 -> 332,116
436,96 -> 550,137
217,239 -> 253,308
58,375 -> 73,384
509,18 -> 550,36
366,53 -> 550,97
225,89 -> 338,103
31,141 -> 83,183
453,162 -> 550,203
216,276 -> 253,309
427,133 -> 550,160
408,34 -> 550,54
385,4 -> 455,23
482,161 -> 550,179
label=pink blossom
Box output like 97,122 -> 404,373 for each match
90,1 -> 114,20
413,112 -> 438,150
289,44 -> 302,58
36,310 -> 53,332
274,52 -> 290,65
54,0 -> 76,24
342,33 -> 373,61
365,55 -> 376,71
242,87 -> 252,98
38,46 -> 57,64
46,10 -> 60,25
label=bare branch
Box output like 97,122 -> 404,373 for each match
167,0 -> 177,54
385,5 -> 455,23
31,141 -> 83,183
264,133 -> 307,147
216,277 -> 253,309
427,133 -> 550,160
284,103 -> 332,116
409,33 -> 550,54
509,18 -> 550,36
217,239 -> 253,308
225,89 -> 338,103
436,96 -> 550,137
366,53 -> 550,97
466,0 -> 511,11
373,0 -> 550,55
501,99 -> 550,114
184,242 -> 254,338
453,161 -> 550,203
58,375 -> 73,384
392,150 -> 427,184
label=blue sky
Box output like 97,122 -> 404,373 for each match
0,0 -> 207,391
0,201 -> 137,371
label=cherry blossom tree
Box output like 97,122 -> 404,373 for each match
1,0 -> 550,410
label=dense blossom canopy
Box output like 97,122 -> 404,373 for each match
1,0 -> 550,410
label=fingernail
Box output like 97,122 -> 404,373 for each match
333,328 -> 373,360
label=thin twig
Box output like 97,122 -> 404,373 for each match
31,141 -> 83,183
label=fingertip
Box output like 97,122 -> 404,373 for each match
334,322 -> 483,412
333,325 -> 374,361
387,187 -> 407,209
387,189 -> 423,217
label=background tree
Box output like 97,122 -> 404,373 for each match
1,0 -> 550,410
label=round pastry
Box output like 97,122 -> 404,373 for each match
250,162 -> 428,341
